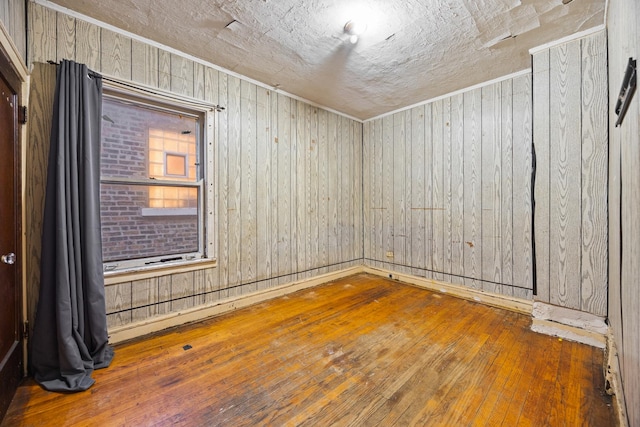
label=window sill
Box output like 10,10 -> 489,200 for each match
104,257 -> 217,285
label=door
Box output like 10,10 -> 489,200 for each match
0,60 -> 22,420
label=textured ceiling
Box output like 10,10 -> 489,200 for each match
46,0 -> 606,119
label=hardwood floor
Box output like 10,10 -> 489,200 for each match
2,274 -> 615,426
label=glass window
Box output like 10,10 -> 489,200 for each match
100,91 -> 211,271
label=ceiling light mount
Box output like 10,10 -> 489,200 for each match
344,19 -> 367,44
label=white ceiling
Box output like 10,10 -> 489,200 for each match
47,0 -> 606,120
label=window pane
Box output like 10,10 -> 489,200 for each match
101,183 -> 199,262
101,97 -> 198,182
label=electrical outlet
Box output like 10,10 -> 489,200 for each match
386,251 -> 394,258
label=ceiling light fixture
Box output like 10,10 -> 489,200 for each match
344,19 -> 367,44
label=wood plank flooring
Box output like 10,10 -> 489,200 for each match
2,274 -> 615,426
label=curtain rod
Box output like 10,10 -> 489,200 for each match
46,60 -> 225,112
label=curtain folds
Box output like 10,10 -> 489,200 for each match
30,60 -> 114,392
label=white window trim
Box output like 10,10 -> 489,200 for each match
101,81 -> 217,275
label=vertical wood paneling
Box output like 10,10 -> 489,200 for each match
277,93 -> 292,282
56,14 -> 75,62
204,67 -> 219,104
170,53 -> 194,97
373,119 -> 384,268
450,94 -> 465,285
353,120 -> 363,262
29,3 -> 57,63
105,282 -> 132,327
501,79 -> 514,292
25,63 -> 57,333
194,63 -> 205,100
549,41 -> 581,308
131,40 -> 158,87
100,29 -> 132,79
76,19 -> 101,71
441,99 -> 452,282
131,278 -> 158,322
481,83 -> 502,292
410,106 -> 426,270
363,122 -> 371,261
256,87 -> 272,284
463,88 -> 482,289
326,112 -> 338,267
289,100 -> 298,280
432,101 -> 445,280
296,101 -> 308,276
170,272 -> 194,311
227,76 -> 242,293
309,107 -> 319,273
240,80 -> 257,289
158,49 -> 171,91
393,112 -> 406,266
512,74 -> 533,292
579,32 -> 608,316
217,72 -> 230,298
382,116 -> 393,264
533,50 -> 550,303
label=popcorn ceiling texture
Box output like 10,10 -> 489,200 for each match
47,0 -> 605,119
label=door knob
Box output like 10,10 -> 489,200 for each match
1,253 -> 15,265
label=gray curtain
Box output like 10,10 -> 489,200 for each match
30,60 -> 114,392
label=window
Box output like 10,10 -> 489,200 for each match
100,87 -> 214,272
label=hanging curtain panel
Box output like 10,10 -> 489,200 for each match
30,60 -> 114,392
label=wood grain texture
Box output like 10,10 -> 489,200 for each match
450,94 -> 465,286
170,53 -> 194,97
56,14 -> 75,62
501,79 -> 514,293
372,119 -> 384,268
550,40 -> 582,308
24,63 -> 56,335
240,80 -> 257,288
255,87 -> 272,284
76,19 -> 101,71
158,49 -> 171,91
29,3 -> 57,64
227,75 -> 242,293
100,29 -> 131,79
463,88 -> 482,289
441,98 -> 452,282
393,112 -> 406,266
410,106 -> 426,270
131,40 -> 158,88
512,74 -> 533,291
579,31 -> 607,316
432,100 -> 445,280
3,274 -> 615,427
532,50 -> 551,303
382,116 -> 393,266
481,83 -> 502,292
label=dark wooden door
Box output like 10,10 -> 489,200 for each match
0,62 -> 22,420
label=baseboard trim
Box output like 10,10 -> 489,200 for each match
361,266 -> 533,315
108,266 -> 362,344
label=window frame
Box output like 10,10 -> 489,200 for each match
100,82 -> 216,275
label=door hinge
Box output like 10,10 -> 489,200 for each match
22,321 -> 29,340
18,105 -> 27,124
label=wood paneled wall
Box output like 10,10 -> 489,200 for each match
0,0 -> 26,62
532,31 -> 608,317
607,0 -> 640,423
26,3 -> 363,330
363,74 -> 534,299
